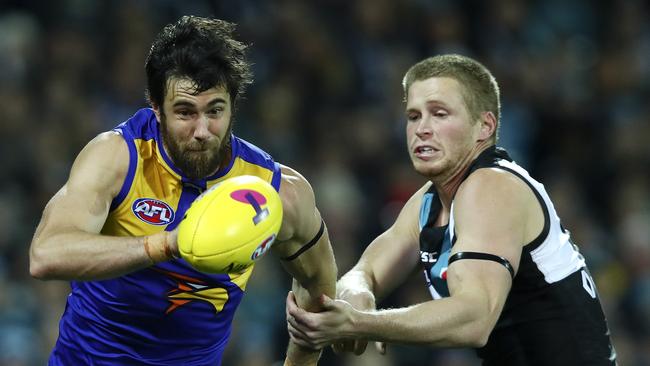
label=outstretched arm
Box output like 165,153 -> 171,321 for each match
29,132 -> 177,281
271,165 -> 337,366
287,169 -> 538,349
327,182 -> 427,354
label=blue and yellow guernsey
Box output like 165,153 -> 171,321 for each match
50,108 -> 281,366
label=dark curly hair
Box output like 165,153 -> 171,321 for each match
144,16 -> 253,109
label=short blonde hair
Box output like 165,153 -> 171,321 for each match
403,54 -> 501,141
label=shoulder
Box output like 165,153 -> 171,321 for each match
456,167 -> 531,207
82,131 -> 129,166
232,136 -> 277,168
276,164 -> 319,241
400,181 -> 433,218
69,131 -> 129,197
453,167 -> 535,240
278,165 -> 314,214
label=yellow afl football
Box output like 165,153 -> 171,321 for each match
177,175 -> 283,273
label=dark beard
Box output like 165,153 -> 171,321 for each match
160,114 -> 231,180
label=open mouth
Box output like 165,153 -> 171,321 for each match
413,145 -> 440,159
415,146 -> 436,154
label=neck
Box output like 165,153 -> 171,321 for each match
432,142 -> 493,210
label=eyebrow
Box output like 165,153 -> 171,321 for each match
171,97 -> 228,108
425,100 -> 450,108
406,99 -> 450,110
206,97 -> 228,106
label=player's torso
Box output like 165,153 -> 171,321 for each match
52,109 -> 281,365
417,146 -> 615,365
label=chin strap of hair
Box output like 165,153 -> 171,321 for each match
281,220 -> 325,261
448,251 -> 515,279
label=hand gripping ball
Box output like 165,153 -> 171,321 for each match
178,175 -> 283,273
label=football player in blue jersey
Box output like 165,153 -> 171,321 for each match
286,54 -> 617,365
29,16 -> 335,366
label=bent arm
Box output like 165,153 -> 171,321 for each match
272,165 -> 337,365
29,132 -> 175,281
344,170 -> 530,347
288,170 -> 535,349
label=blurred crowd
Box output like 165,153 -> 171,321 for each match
1,0 -> 649,365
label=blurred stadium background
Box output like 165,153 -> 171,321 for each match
1,0 -> 649,365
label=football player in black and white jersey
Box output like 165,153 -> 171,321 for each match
285,54 -> 616,365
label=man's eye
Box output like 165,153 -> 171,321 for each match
434,110 -> 448,118
407,114 -> 420,122
209,107 -> 224,115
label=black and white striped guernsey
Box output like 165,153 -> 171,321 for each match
418,146 -> 616,365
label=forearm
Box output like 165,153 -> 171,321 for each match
285,281 -> 324,365
353,297 -> 490,348
30,230 -> 174,281
285,274 -> 336,365
281,237 -> 337,310
284,244 -> 337,365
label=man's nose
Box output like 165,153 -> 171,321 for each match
193,114 -> 212,140
415,118 -> 433,138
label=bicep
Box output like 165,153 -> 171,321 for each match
451,169 -> 533,278
445,169 -> 533,327
272,166 -> 336,285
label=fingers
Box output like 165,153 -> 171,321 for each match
353,340 -> 368,355
286,295 -> 324,350
376,341 -> 386,355
286,291 -> 309,325
286,291 -> 297,312
287,321 -> 327,351
287,317 -> 318,350
331,342 -> 345,354
330,340 -> 368,356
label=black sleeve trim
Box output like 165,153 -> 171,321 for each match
281,220 -> 325,261
448,251 -> 515,279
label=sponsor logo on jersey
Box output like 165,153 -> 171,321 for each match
132,198 -> 175,225
440,267 -> 448,280
152,268 -> 229,315
420,251 -> 438,263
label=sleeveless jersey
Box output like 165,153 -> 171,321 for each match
418,146 -> 616,365
49,108 -> 282,366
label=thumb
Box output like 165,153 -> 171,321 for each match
319,294 -> 335,308
286,291 -> 299,314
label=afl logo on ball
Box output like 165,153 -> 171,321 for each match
251,234 -> 276,260
132,198 -> 175,225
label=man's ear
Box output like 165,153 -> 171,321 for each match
478,111 -> 497,141
152,104 -> 162,123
